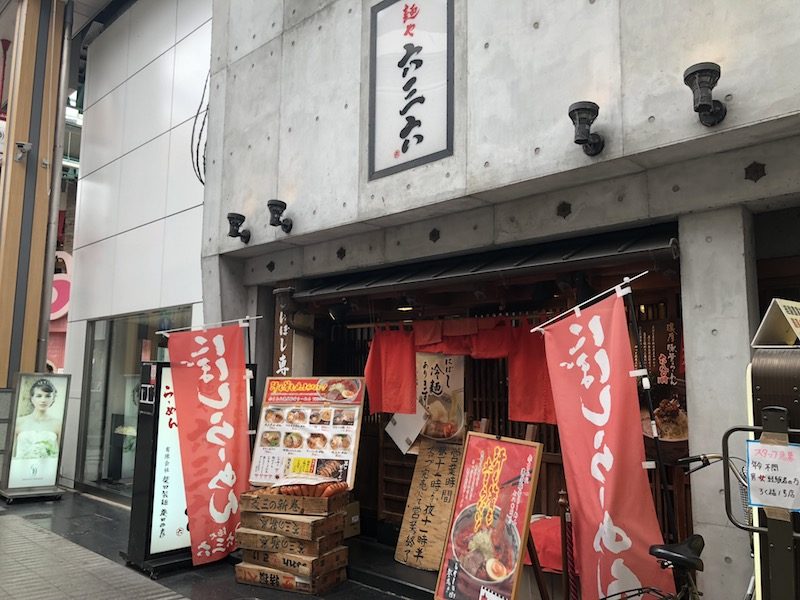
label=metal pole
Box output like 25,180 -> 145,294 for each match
36,0 -> 72,371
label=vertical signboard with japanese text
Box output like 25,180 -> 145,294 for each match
544,294 -> 675,599
3,373 -> 70,491
435,433 -> 542,600
396,440 -> 462,570
250,377 -> 365,489
369,0 -> 453,179
273,307 -> 293,377
149,367 -> 189,555
168,325 -> 251,566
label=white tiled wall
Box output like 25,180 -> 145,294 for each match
62,0 -> 211,486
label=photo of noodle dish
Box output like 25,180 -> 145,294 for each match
450,504 -> 520,585
420,393 -> 463,441
317,378 -> 361,402
260,431 -> 280,448
264,408 -> 283,424
309,408 -> 332,425
283,432 -> 303,449
330,434 -> 351,451
307,433 -> 328,450
286,409 -> 307,425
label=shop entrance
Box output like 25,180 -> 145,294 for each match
299,224 -> 689,594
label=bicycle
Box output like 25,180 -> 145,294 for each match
599,453 -> 754,600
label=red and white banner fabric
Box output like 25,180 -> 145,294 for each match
543,294 -> 675,599
168,325 -> 251,565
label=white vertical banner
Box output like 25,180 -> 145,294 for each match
149,367 -> 189,555
370,0 -> 453,178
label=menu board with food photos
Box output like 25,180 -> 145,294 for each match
249,377 -> 364,489
435,433 -> 543,600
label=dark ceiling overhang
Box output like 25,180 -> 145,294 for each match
292,224 -> 679,303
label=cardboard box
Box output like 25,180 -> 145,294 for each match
235,528 -> 342,556
240,511 -> 345,541
240,490 -> 350,516
343,501 -> 360,539
241,545 -> 348,577
235,563 -> 347,594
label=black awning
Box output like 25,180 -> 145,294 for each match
293,224 -> 679,302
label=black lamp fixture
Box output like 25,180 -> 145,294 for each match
267,199 -> 293,233
568,101 -> 604,156
396,296 -> 415,312
226,212 -> 250,244
683,62 -> 727,126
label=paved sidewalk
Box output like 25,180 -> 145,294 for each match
0,514 -> 187,600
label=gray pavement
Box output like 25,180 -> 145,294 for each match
0,513 -> 187,599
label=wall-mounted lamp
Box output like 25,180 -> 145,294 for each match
226,212 -> 250,244
683,62 -> 727,127
267,199 -> 293,233
568,101 -> 604,156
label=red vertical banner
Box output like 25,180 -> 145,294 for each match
168,325 -> 251,565
543,294 -> 675,599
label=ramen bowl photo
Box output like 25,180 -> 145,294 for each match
450,504 -> 520,586
317,378 -> 361,402
420,393 -> 464,442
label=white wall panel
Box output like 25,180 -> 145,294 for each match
177,0 -> 212,41
111,220 -> 165,315
80,84 -> 125,176
84,11 -> 130,109
123,49 -> 175,153
74,160 -> 120,247
160,206 -> 203,307
118,132 -> 170,232
70,238 -> 116,321
172,21 -> 212,127
166,117 -> 205,215
127,0 -> 178,76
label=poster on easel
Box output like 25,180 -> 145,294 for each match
249,377 -> 365,489
1,373 -> 70,496
434,432 -> 543,600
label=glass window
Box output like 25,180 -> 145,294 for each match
80,306 -> 191,499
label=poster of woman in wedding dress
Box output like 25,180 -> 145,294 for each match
7,374 -> 70,489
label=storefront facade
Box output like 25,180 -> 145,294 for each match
202,2 -> 800,598
60,0 -> 212,501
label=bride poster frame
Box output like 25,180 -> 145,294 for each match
0,372 -> 71,502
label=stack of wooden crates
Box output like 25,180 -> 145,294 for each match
234,489 -> 350,594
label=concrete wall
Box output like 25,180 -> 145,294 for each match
60,0 -> 212,486
206,0 -> 800,268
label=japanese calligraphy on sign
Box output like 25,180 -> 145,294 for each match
250,377 -> 365,490
167,325 -> 251,566
273,308 -> 293,377
747,440 -> 800,511
544,294 -> 675,599
396,440 -> 463,570
387,353 -> 465,454
369,0 -> 453,179
434,433 -> 543,600
149,367 -> 189,555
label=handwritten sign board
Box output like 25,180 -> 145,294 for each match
747,440 -> 800,511
250,378 -> 364,489
386,353 -> 465,454
395,440 -> 463,570
435,433 -> 543,600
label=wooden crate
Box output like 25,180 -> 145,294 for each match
241,545 -> 348,577
240,511 -> 345,541
235,563 -> 347,594
235,528 -> 342,556
240,490 -> 350,516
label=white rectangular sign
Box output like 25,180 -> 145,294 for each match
747,440 -> 800,512
370,0 -> 453,179
149,367 -> 190,555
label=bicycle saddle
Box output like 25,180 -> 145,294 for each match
649,534 -> 705,572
